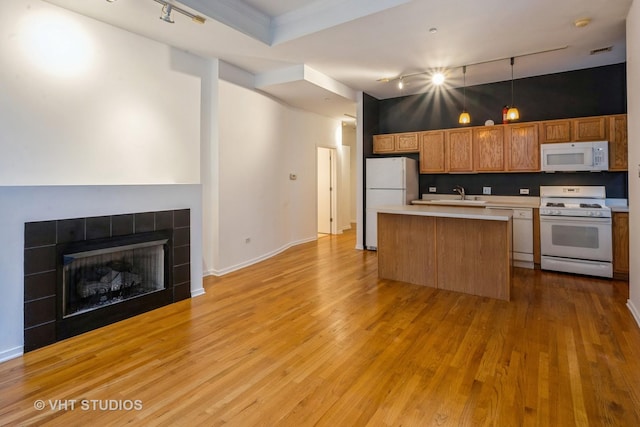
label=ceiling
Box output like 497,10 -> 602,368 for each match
44,0 -> 632,121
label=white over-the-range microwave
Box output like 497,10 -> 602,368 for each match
541,141 -> 609,172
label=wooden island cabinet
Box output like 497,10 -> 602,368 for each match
377,205 -> 513,301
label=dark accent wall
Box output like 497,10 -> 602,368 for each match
377,63 -> 627,132
366,63 -> 628,199
420,171 -> 627,198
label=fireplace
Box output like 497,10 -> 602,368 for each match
24,210 -> 190,352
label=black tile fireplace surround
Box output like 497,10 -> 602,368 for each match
23,209 -> 191,352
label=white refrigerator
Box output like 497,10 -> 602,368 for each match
365,157 -> 419,250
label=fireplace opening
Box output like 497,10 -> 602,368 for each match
62,238 -> 168,318
56,230 -> 173,340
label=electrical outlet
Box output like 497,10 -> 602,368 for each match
429,187 -> 437,193
520,188 -> 530,195
483,187 -> 491,195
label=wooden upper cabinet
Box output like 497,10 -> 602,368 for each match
373,132 -> 419,153
447,129 -> 473,172
539,119 -> 572,143
419,131 -> 447,173
609,115 -> 628,171
372,134 -> 395,153
505,123 -> 540,171
573,116 -> 607,141
473,126 -> 505,171
395,132 -> 419,152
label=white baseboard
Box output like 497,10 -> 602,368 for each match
0,346 -> 23,364
628,299 -> 640,328
205,236 -> 317,276
190,287 -> 206,297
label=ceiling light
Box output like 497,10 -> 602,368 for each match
507,57 -> 520,121
429,27 -> 438,34
398,77 -> 404,90
458,66 -> 470,125
574,18 -> 591,28
432,72 -> 445,85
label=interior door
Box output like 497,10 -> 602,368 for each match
317,147 -> 336,234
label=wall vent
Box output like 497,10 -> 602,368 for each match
590,46 -> 613,55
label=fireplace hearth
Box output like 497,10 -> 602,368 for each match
24,210 -> 190,352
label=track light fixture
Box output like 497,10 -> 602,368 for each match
153,0 -> 206,24
106,0 -> 206,24
377,46 -> 567,95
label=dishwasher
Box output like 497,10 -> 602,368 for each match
512,208 -> 534,268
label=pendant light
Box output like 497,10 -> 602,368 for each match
507,57 -> 520,121
458,65 -> 470,124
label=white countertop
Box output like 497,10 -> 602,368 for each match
413,194 -> 540,209
376,204 -> 513,221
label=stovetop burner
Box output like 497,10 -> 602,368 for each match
579,203 -> 602,209
546,202 -> 565,207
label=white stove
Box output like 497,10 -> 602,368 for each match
539,186 -> 612,278
540,186 -> 611,217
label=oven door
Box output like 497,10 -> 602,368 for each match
540,215 -> 612,262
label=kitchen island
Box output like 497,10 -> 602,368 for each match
376,205 -> 513,301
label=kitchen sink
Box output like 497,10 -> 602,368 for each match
427,199 -> 487,206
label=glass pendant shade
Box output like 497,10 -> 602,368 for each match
458,111 -> 471,124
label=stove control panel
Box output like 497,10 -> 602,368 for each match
540,208 -> 610,218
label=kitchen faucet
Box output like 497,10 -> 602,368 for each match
454,185 -> 465,200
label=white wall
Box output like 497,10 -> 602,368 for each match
626,0 -> 640,326
209,80 -> 343,274
343,125 -> 357,223
0,0 -> 202,185
0,1 -> 205,361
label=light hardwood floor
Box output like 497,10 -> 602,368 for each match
1,229 -> 640,426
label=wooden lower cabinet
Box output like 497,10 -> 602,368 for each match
613,212 -> 629,280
